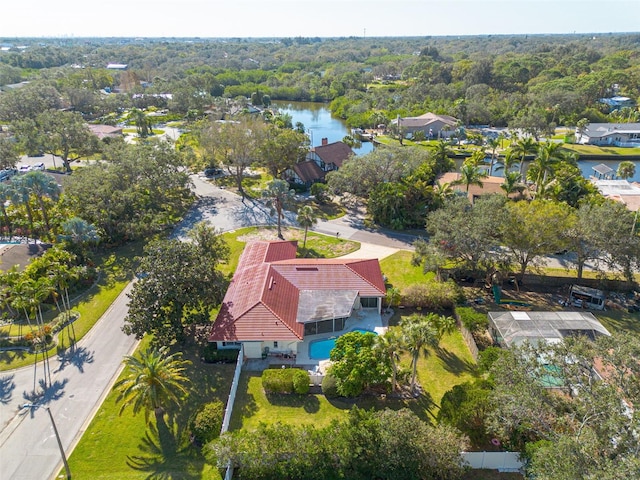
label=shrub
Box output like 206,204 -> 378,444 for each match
477,346 -> 505,373
201,343 -> 239,363
292,369 -> 310,394
321,372 -> 339,398
402,280 -> 462,310
456,306 -> 489,332
262,368 -> 310,394
190,401 -> 224,445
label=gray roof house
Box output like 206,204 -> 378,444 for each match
391,112 -> 458,139
577,122 -> 640,147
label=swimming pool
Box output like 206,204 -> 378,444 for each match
308,328 -> 377,360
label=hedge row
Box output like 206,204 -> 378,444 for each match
262,368 -> 310,394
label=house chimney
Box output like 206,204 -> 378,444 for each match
321,138 -> 328,146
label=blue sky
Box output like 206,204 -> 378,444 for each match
3,0 -> 639,38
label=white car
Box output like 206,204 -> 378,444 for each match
32,162 -> 45,171
18,165 -> 32,173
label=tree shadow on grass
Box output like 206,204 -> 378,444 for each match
227,372 -> 258,431
126,415 -> 203,480
0,374 -> 15,404
325,388 -> 437,423
265,392 -> 320,413
436,347 -> 476,376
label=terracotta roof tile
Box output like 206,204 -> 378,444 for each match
209,242 -> 385,342
293,160 -> 325,183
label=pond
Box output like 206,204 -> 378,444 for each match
274,101 -> 375,156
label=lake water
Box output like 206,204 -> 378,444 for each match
274,101 -> 374,156
483,157 -> 640,183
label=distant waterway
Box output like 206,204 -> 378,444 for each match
479,156 -> 640,183
273,101 -> 374,156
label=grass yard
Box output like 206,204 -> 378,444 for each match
0,241 -> 143,371
596,309 -> 640,335
219,226 -> 360,276
380,250 -> 434,290
563,143 -> 640,156
66,340 -> 234,480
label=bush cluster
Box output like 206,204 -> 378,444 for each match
201,344 -> 239,363
189,401 -> 224,445
456,306 -> 489,332
402,279 -> 463,310
262,368 -> 310,394
321,372 -> 339,397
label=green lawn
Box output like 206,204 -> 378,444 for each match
563,143 -> 640,156
0,241 -> 143,371
596,309 -> 640,335
229,326 -> 476,431
66,340 -> 233,480
380,250 -> 434,290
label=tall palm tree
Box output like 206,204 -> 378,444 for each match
114,346 -> 192,424
467,148 -> 487,168
617,161 -> 636,180
24,171 -> 60,238
527,141 -> 565,198
487,137 -> 502,176
453,162 -> 487,193
500,171 -> 526,198
511,136 -> 538,175
9,175 -> 36,241
0,183 -> 14,240
375,326 -> 404,393
401,314 -> 439,394
262,179 -> 295,240
429,140 -> 454,174
296,205 -> 317,250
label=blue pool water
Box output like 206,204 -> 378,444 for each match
308,328 -> 377,360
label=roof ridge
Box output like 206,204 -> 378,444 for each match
343,259 -> 386,295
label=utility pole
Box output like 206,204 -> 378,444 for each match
22,404 -> 72,480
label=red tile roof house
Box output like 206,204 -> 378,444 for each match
208,240 -> 387,363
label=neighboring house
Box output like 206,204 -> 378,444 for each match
208,240 -> 386,360
438,172 -> 529,202
88,124 -> 123,140
488,311 -> 611,349
306,139 -> 354,173
284,160 -> 326,187
591,177 -> 640,211
576,122 -> 640,147
391,112 -> 458,139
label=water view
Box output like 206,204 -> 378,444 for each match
274,101 -> 375,156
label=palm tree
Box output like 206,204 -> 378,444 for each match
262,179 -> 295,240
429,140 -> 454,174
467,148 -> 487,167
10,175 -> 36,241
114,346 -> 191,424
296,205 -> 317,250
401,314 -> 439,394
511,136 -> 538,175
500,171 -> 526,198
0,183 -> 14,240
527,141 -> 565,198
24,171 -> 60,238
617,161 -> 636,180
375,326 -> 404,393
453,162 -> 487,193
487,137 -> 501,176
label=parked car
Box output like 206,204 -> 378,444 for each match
32,162 -> 45,171
204,167 -> 223,177
18,165 -> 32,173
0,169 -> 16,181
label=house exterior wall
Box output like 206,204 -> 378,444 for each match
242,341 -> 263,359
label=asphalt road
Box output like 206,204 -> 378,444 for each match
0,283 -> 139,480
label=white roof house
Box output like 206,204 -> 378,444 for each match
488,311 -> 611,348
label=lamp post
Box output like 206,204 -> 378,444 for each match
22,403 -> 71,480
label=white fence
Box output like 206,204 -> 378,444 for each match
222,344 -> 245,480
462,451 -> 523,472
